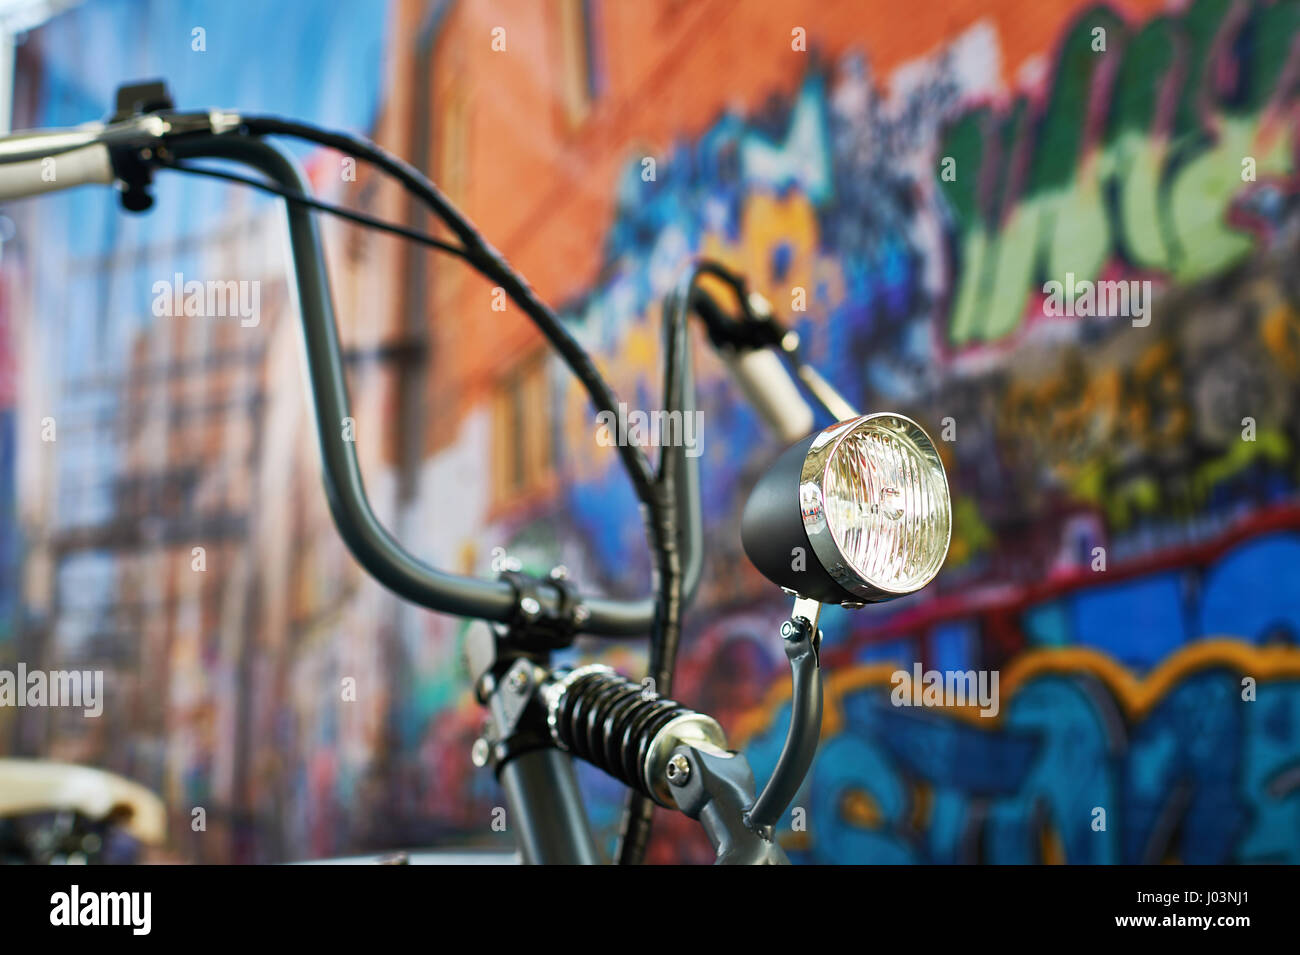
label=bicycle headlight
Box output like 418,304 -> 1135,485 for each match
741,413 -> 951,605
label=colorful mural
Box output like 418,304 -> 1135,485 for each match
523,0 -> 1300,861
5,0 -> 1300,864
736,534 -> 1300,864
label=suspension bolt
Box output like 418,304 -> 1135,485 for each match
666,754 -> 692,787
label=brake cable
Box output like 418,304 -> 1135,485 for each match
157,159 -> 472,261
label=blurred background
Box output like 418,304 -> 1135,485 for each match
1,0 -> 1298,864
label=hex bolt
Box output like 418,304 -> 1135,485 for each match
520,596 -> 541,616
549,565 -> 568,580
666,754 -> 692,787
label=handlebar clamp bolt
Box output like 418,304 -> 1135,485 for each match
666,754 -> 692,787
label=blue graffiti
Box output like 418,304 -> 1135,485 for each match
738,532 -> 1300,863
742,663 -> 1300,864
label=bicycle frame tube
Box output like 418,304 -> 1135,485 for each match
484,656 -> 600,864
498,750 -> 600,863
164,134 -> 702,636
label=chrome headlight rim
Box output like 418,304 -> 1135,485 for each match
798,412 -> 951,602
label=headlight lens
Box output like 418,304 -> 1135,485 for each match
809,415 -> 950,597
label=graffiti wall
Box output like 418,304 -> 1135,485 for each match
5,0 -> 1299,864
523,0 -> 1300,862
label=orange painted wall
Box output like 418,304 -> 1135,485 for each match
402,0 -> 1172,452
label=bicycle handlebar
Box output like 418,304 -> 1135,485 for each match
0,143 -> 113,200
0,124 -> 104,161
0,117 -> 701,637
0,121 -> 116,200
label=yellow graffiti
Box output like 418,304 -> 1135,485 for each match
1261,302 -> 1300,377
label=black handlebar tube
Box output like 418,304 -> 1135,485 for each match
164,134 -> 702,636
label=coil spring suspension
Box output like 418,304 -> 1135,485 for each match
545,667 -> 726,804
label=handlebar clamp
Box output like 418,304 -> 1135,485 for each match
496,570 -> 584,650
106,80 -> 176,213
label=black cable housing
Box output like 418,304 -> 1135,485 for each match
158,158 -> 471,260
614,261 -> 744,863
